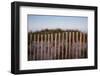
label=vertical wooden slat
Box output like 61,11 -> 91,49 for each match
35,34 -> 37,60
76,32 -> 78,58
54,33 -> 57,59
51,34 -> 53,59
65,32 -> 68,59
48,34 -> 50,59
37,34 -> 40,60
61,33 -> 64,59
49,33 -> 51,59
72,32 -> 75,58
57,33 -> 60,59
79,32 -> 82,58
70,32 -> 72,58
68,32 -> 71,58
29,33 -> 32,60
83,33 -> 85,57
49,33 -> 52,59
56,33 -> 58,59
42,33 -> 45,60
44,34 -> 47,60
33,34 -> 36,60
40,34 -> 43,60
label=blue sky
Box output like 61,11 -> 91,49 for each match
28,15 -> 88,33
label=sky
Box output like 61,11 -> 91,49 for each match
28,15 -> 88,33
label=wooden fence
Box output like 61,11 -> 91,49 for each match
28,31 -> 87,60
